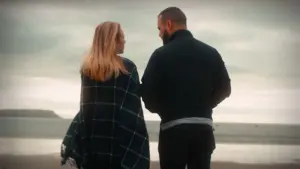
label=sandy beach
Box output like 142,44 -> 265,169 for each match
0,115 -> 300,169
0,154 -> 300,169
1,1 -> 300,168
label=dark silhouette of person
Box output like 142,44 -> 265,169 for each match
141,7 -> 231,169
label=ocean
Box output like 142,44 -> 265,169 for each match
1,74 -> 299,124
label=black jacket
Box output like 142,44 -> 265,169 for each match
141,30 -> 231,123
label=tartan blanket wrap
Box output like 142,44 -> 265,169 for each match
60,58 -> 150,169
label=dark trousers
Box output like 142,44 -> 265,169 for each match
158,124 -> 215,169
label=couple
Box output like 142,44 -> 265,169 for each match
61,7 -> 231,169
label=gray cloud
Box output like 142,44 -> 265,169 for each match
0,0 -> 299,79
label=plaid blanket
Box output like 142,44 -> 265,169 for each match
61,58 -> 150,169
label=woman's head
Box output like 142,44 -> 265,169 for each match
82,21 -> 128,81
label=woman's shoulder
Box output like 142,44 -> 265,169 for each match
120,57 -> 140,82
121,56 -> 137,72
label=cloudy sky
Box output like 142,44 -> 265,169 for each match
0,0 -> 299,123
0,0 -> 299,79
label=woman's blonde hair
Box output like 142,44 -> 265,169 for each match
81,21 -> 128,81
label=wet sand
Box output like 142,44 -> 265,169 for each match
0,154 -> 300,169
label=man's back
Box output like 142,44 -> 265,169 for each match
142,7 -> 231,169
142,30 -> 231,123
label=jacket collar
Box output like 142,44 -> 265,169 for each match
169,29 -> 193,42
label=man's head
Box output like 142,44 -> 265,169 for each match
157,7 -> 187,45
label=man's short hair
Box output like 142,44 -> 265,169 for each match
158,7 -> 187,25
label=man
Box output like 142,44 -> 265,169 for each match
141,7 -> 231,169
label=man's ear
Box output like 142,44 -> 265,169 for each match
166,20 -> 172,31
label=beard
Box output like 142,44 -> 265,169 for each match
162,30 -> 171,45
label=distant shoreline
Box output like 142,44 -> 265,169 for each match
1,115 -> 300,145
0,109 -> 60,118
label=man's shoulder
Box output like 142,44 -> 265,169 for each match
152,45 -> 173,60
152,38 -> 220,61
148,46 -> 165,62
195,39 -> 218,52
187,38 -> 221,58
159,38 -> 217,53
153,45 -> 165,54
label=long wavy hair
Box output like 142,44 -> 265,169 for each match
81,21 -> 128,81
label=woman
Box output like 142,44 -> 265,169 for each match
61,21 -> 150,169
